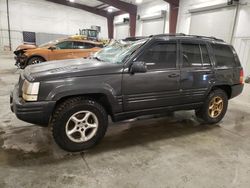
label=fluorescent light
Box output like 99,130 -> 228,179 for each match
69,0 -> 75,2
136,0 -> 143,4
107,7 -> 113,13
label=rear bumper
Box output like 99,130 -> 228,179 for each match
10,85 -> 56,126
230,84 -> 244,99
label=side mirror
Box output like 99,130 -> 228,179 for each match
48,46 -> 56,51
130,61 -> 147,74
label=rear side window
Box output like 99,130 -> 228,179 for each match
182,43 -> 202,67
212,44 -> 235,67
56,41 -> 73,49
181,43 -> 211,67
138,43 -> 177,69
84,43 -> 95,49
200,44 -> 211,67
73,42 -> 95,49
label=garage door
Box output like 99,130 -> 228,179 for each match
142,19 -> 164,36
114,24 -> 129,40
189,7 -> 236,43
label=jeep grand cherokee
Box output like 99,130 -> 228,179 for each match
10,34 -> 244,152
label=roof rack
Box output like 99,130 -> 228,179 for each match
150,33 -> 224,42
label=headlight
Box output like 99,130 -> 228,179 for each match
22,80 -> 40,101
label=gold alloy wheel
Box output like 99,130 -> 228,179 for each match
208,96 -> 224,118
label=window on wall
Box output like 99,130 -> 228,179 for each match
181,43 -> 211,67
212,44 -> 235,67
138,42 -> 177,69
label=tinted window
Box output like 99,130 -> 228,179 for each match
73,42 -> 85,49
200,44 -> 211,66
73,42 -> 95,49
182,43 -> 202,67
56,41 -> 73,49
212,44 -> 235,67
138,43 -> 177,69
84,43 -> 95,49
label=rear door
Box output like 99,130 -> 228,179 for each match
180,40 -> 214,104
122,41 -> 181,111
72,42 -> 98,58
48,41 -> 74,60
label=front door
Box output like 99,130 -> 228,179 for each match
48,41 -> 74,60
180,41 -> 214,104
122,41 -> 181,111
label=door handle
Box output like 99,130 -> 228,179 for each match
168,73 -> 180,78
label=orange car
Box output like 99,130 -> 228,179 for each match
14,39 -> 103,69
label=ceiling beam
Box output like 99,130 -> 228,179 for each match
99,0 -> 137,37
99,5 -> 110,10
94,3 -> 106,9
164,0 -> 179,7
112,10 -> 127,16
46,0 -> 110,17
98,0 -> 137,14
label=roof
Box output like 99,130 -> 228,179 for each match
150,33 -> 226,44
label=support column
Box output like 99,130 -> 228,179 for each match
107,16 -> 114,39
129,13 -> 136,37
169,3 -> 179,34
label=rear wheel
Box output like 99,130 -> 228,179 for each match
195,89 -> 228,124
50,97 -> 108,152
27,56 -> 45,66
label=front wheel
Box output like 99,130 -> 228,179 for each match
27,56 -> 45,66
50,97 -> 108,152
195,89 -> 228,124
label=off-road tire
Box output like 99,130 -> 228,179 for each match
195,89 -> 228,124
50,97 -> 108,152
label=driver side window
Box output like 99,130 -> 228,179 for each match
138,42 -> 177,69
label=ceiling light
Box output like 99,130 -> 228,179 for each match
107,7 -> 113,13
136,0 -> 143,4
69,0 -> 75,2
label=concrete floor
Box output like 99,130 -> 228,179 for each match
0,53 -> 250,188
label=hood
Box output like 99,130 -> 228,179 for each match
24,58 -> 123,82
15,44 -> 37,51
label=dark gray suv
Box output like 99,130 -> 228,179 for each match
10,34 -> 244,152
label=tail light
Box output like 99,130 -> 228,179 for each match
240,69 -> 244,84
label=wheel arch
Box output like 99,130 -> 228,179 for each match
54,93 -> 115,117
210,85 -> 232,99
26,55 -> 47,65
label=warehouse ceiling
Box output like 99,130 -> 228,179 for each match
49,0 -> 154,13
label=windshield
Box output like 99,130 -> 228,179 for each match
38,39 -> 60,48
95,39 -> 148,64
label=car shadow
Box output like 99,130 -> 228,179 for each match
89,112 -> 218,155
0,111 -> 219,167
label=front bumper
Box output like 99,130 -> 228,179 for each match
14,55 -> 28,68
10,84 -> 56,126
